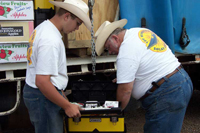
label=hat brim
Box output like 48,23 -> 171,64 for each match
95,19 -> 127,56
49,1 -> 91,30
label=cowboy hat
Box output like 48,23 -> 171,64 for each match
49,0 -> 91,30
95,19 -> 127,56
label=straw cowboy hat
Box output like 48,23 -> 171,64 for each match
94,19 -> 127,56
49,0 -> 91,30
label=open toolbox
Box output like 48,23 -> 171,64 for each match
61,81 -> 126,133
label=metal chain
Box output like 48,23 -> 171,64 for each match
89,0 -> 96,75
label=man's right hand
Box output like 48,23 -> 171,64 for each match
64,103 -> 82,117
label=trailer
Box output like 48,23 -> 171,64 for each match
0,0 -> 200,132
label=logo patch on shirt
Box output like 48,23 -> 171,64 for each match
138,30 -> 167,52
27,30 -> 36,65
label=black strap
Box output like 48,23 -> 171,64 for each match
180,17 -> 190,48
141,17 -> 146,28
151,81 -> 159,88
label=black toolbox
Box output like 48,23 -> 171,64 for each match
63,81 -> 126,133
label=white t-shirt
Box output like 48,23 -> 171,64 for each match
117,28 -> 180,100
26,20 -> 68,90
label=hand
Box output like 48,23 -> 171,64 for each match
112,78 -> 117,83
64,103 -> 82,117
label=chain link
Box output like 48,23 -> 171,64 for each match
89,0 -> 96,75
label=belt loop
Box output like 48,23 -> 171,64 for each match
177,65 -> 183,73
180,64 -> 184,69
177,66 -> 181,71
163,76 -> 168,81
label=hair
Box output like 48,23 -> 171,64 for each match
107,28 -> 126,41
57,8 -> 77,19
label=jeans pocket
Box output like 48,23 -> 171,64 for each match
144,85 -> 187,120
158,85 -> 186,113
23,93 -> 40,123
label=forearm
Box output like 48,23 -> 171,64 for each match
117,87 -> 132,110
116,81 -> 134,110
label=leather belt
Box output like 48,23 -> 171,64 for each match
139,65 -> 182,101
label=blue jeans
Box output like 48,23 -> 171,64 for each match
141,67 -> 193,133
23,83 -> 64,133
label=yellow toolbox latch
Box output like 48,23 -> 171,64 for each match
73,117 -> 81,125
110,116 -> 118,125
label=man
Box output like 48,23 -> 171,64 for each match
94,19 -> 193,133
23,0 -> 91,133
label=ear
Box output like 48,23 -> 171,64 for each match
64,12 -> 71,21
111,34 -> 119,43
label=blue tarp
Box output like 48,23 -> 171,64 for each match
119,0 -> 200,54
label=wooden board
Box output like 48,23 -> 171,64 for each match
67,40 -> 91,49
65,0 -> 119,48
68,48 -> 87,57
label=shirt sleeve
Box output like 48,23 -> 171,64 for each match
117,58 -> 139,84
36,42 -> 59,76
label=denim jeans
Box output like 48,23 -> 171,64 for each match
141,67 -> 193,133
23,83 -> 64,133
